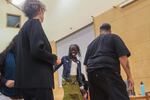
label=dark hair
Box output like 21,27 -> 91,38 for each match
22,0 -> 46,19
68,44 -> 81,58
100,23 -> 111,31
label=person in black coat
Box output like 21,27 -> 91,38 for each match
15,0 -> 60,100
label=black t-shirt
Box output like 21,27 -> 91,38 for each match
84,34 -> 130,73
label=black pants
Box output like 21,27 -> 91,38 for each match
88,69 -> 130,100
20,88 -> 53,100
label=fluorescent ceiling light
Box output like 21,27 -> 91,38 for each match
119,0 -> 136,8
12,0 -> 25,6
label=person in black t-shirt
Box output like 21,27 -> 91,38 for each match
84,23 -> 134,100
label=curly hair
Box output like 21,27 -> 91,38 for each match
68,44 -> 81,58
22,0 -> 46,19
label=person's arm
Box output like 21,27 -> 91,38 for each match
0,53 -> 5,86
78,61 -> 84,87
84,53 -> 88,66
53,64 -> 62,72
0,75 -> 14,88
83,46 -> 91,67
77,61 -> 87,95
83,47 -> 90,84
83,65 -> 88,85
119,56 -> 134,90
84,47 -> 90,80
1,76 -> 7,86
53,57 -> 65,72
113,34 -> 134,90
29,20 -> 57,65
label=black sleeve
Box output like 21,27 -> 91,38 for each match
53,57 -> 64,72
0,53 -> 7,86
113,34 -> 131,57
1,76 -> 7,86
0,54 -> 4,71
77,61 -> 84,87
84,47 -> 90,65
28,21 -> 57,65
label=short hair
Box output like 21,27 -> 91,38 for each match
22,0 -> 46,19
100,23 -> 111,31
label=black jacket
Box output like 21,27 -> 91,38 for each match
0,53 -> 5,87
54,56 -> 84,86
15,19 -> 57,88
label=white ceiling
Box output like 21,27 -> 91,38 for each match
12,0 -> 25,6
43,0 -> 126,41
12,0 -> 126,41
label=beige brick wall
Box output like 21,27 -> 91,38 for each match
94,0 -> 150,95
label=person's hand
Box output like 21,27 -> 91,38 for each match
127,77 -> 134,90
83,92 -> 88,100
80,86 -> 84,90
80,86 -> 88,100
56,58 -> 61,65
80,86 -> 87,94
5,80 -> 14,88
